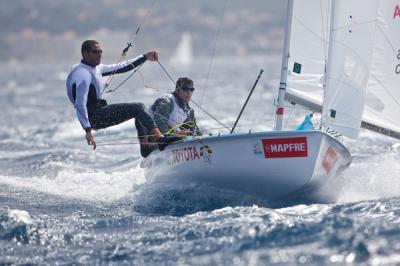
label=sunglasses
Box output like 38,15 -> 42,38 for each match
90,49 -> 103,55
180,87 -> 195,93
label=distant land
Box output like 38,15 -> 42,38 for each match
0,0 -> 287,63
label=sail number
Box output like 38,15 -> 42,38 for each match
396,50 -> 400,74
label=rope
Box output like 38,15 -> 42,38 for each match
105,63 -> 145,93
137,69 -> 158,91
165,121 -> 196,135
102,42 -> 132,94
283,105 -> 296,129
157,61 -> 176,84
95,123 -> 264,147
157,60 -> 231,131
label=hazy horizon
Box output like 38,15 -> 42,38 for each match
0,0 -> 287,64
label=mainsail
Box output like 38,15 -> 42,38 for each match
363,1 -> 400,136
285,0 -> 400,139
286,0 -> 330,112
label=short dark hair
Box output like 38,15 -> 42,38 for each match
175,77 -> 193,89
81,40 -> 99,56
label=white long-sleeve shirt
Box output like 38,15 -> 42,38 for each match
66,55 -> 146,130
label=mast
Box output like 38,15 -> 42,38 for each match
275,0 -> 294,130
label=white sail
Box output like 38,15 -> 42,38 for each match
286,0 -> 400,139
169,32 -> 193,67
363,1 -> 400,135
322,0 -> 378,138
286,0 -> 330,113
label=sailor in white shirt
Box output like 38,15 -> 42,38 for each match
66,40 -> 163,150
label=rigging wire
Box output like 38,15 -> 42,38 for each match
283,105 -> 296,129
200,0 -> 228,106
95,0 -> 231,132
157,60 -> 231,131
95,123 -> 260,146
102,42 -> 133,94
105,63 -> 145,93
102,0 -> 158,94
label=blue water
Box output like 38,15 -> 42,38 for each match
1,59 -> 400,265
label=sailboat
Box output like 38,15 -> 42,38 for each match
169,32 -> 193,67
141,0 -> 400,200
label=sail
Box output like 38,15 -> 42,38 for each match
286,0 -> 400,139
362,1 -> 400,135
169,32 -> 193,67
322,0 -> 378,138
286,0 -> 330,110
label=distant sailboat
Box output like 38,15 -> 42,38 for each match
169,32 -> 193,67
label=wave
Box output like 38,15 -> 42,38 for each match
0,161 -> 145,202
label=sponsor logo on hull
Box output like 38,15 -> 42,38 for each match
253,141 -> 264,155
170,145 -> 212,164
322,147 -> 338,173
262,137 -> 308,158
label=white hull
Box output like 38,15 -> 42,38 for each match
141,131 -> 351,200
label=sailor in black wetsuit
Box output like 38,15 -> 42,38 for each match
66,40 -> 163,150
136,77 -> 202,157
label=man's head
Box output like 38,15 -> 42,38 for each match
81,40 -> 102,66
175,77 -> 194,104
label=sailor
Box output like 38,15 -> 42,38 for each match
136,77 -> 201,157
296,113 -> 314,131
66,40 -> 163,150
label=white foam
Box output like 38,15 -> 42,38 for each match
0,161 -> 146,202
53,120 -> 85,140
337,151 -> 400,202
53,118 -> 138,147
8,209 -> 33,224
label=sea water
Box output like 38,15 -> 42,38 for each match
1,58 -> 400,265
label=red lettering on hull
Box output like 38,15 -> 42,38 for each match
262,137 -> 308,158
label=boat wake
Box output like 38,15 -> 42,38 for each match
133,181 -> 276,216
0,165 -> 146,203
133,177 -> 343,216
336,150 -> 400,203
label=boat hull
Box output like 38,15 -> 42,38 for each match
141,130 -> 351,200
